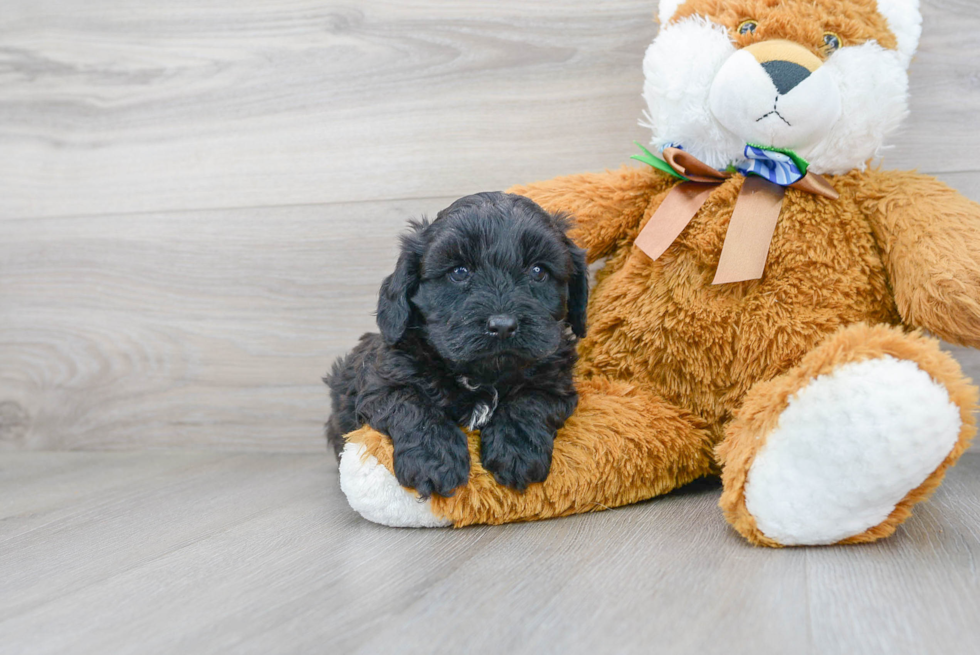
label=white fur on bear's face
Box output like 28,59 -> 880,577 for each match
642,17 -> 744,173
643,16 -> 912,175
708,49 -> 842,152
801,41 -> 910,173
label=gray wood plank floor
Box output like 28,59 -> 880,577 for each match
1,451 -> 978,655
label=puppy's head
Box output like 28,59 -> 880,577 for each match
377,192 -> 588,367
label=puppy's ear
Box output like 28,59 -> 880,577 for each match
567,242 -> 590,338
377,221 -> 426,345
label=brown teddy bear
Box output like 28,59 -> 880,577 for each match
337,0 -> 980,546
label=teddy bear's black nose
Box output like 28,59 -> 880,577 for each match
487,314 -> 518,338
762,60 -> 811,95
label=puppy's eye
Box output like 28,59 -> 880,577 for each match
737,20 -> 758,35
528,264 -> 548,282
822,32 -> 841,54
448,266 -> 471,282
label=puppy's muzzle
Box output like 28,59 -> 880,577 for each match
487,314 -> 518,339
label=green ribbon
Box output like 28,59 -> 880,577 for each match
631,142 -> 688,181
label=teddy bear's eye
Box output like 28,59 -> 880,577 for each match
822,32 -> 842,54
737,20 -> 758,35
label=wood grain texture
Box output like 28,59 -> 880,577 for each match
1,0 -> 980,451
0,0 -> 655,219
807,460 -> 980,655
0,197 -> 456,451
0,0 -> 978,220
1,451 -> 978,654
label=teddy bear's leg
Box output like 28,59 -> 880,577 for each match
718,323 -> 978,547
338,431 -> 454,528
339,376 -> 716,527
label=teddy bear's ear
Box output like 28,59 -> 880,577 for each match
875,0 -> 922,68
657,0 -> 684,25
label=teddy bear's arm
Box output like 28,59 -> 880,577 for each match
863,171 -> 980,348
509,166 -> 672,263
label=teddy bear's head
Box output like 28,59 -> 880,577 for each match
643,0 -> 921,175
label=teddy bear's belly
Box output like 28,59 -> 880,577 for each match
577,192 -> 901,434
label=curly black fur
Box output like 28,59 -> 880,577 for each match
325,192 -> 588,498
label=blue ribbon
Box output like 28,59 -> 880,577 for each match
735,145 -> 804,186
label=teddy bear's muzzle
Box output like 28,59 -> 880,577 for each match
708,39 -> 842,153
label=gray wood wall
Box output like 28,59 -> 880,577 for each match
2,0 -> 979,452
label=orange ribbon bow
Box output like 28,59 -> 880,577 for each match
634,147 -> 840,284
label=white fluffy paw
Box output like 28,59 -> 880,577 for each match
744,356 -> 961,546
338,442 -> 452,528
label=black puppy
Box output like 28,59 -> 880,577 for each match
325,192 -> 588,498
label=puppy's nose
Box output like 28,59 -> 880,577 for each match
487,315 -> 518,338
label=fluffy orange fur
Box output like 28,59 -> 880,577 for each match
670,0 -> 898,57
349,376 -> 715,526
860,171 -> 980,349
530,167 -> 903,445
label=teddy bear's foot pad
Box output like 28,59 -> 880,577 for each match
339,442 -> 452,528
744,356 -> 962,546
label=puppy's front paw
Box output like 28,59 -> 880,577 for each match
479,419 -> 554,491
392,423 -> 470,499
